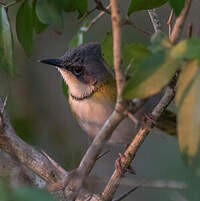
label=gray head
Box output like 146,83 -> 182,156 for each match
40,43 -> 112,99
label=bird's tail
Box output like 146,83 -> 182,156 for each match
156,109 -> 177,136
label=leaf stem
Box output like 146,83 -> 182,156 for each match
4,0 -> 22,8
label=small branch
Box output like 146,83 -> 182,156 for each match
167,10 -> 174,37
170,0 -> 192,44
148,9 -> 161,32
187,23 -> 193,38
95,0 -> 110,14
110,0 -> 125,101
4,0 -> 22,8
122,19 -> 152,36
101,86 -> 176,201
112,186 -> 140,201
82,4 -> 111,32
0,2 -> 6,6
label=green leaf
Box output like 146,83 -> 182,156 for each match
75,0 -> 88,18
123,51 -> 180,99
36,0 -> 63,29
0,6 -> 14,76
69,31 -> 84,48
16,0 -> 33,57
170,39 -> 200,63
169,0 -> 185,16
101,32 -> 113,68
128,0 -> 167,15
150,31 -> 172,52
176,60 -> 200,171
15,187 -> 56,201
60,0 -> 77,12
32,0 -> 48,34
59,0 -> 87,17
123,43 -> 150,67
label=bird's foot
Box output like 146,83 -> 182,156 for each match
115,153 -> 136,176
141,113 -> 156,129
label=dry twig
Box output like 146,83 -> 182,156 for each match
167,10 -> 174,37
82,4 -> 111,32
170,0 -> 192,44
148,9 -> 161,32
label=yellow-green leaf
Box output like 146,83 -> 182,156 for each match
150,31 -> 172,52
176,60 -> 200,166
123,43 -> 150,67
101,32 -> 113,68
0,6 -> 14,76
123,51 -> 180,99
170,39 -> 200,63
16,0 -> 33,57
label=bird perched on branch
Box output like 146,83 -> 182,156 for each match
40,43 -> 176,145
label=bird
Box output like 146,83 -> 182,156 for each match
39,42 -> 176,145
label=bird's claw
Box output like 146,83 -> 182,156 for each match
142,113 -> 156,129
115,153 -> 136,176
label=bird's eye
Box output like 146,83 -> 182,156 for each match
73,66 -> 83,76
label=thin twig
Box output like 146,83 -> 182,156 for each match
110,0 -> 125,101
0,95 -> 8,114
170,0 -> 192,44
148,9 -> 161,32
95,0 -> 110,14
127,111 -> 138,125
122,19 -> 152,36
112,186 -> 140,201
4,0 -> 22,8
167,10 -> 174,37
96,150 -> 110,160
82,4 -> 111,32
187,23 -> 193,38
0,2 -> 6,6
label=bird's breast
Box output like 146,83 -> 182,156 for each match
69,96 -> 115,138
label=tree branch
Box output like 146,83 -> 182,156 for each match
81,4 -> 111,32
170,0 -> 192,44
148,9 -> 161,32
101,86 -> 175,201
0,99 -> 67,185
101,1 -> 192,199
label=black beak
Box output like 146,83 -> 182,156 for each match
38,58 -> 63,68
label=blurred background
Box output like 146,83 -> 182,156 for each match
0,0 -> 200,200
